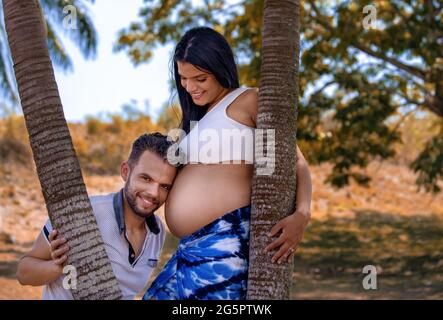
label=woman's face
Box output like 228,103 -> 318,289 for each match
177,61 -> 227,107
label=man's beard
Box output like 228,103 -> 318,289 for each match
123,176 -> 160,219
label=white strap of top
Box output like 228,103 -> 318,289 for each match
218,87 -> 250,112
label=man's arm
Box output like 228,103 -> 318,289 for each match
16,230 -> 69,286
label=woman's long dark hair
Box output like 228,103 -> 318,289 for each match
173,27 -> 240,134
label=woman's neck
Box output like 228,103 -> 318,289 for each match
206,87 -> 234,113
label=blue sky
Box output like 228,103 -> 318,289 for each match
53,0 -> 174,122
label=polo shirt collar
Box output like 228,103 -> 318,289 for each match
113,188 -> 160,235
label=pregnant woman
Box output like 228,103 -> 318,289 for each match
143,27 -> 312,300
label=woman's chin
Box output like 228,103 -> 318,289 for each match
193,100 -> 206,106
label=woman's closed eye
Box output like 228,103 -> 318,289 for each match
180,76 -> 206,82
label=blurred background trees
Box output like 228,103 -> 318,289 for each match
115,0 -> 443,194
0,0 -> 442,300
1,0 -> 442,193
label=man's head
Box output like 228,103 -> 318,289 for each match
121,133 -> 178,219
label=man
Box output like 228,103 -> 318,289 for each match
16,133 -> 179,299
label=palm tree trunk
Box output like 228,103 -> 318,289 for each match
247,0 -> 300,300
2,0 -> 122,300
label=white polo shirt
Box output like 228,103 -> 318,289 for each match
41,190 -> 166,300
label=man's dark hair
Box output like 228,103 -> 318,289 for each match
128,132 -> 177,168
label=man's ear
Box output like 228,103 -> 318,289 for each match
121,162 -> 130,182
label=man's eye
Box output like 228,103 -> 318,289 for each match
143,177 -> 151,181
197,78 -> 206,82
162,186 -> 171,191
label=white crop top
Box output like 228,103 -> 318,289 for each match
178,87 -> 255,164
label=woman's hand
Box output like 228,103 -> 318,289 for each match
264,208 -> 311,264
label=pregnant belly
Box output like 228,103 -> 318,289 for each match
165,163 -> 253,238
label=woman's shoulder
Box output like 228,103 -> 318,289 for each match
231,87 -> 259,109
238,87 -> 259,101
230,87 -> 259,124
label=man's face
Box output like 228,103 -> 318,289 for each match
121,150 -> 177,219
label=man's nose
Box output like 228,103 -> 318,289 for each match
146,183 -> 160,199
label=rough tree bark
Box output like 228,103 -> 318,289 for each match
247,0 -> 300,300
3,0 -> 121,299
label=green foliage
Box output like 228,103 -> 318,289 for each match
411,124 -> 443,194
115,0 -> 443,193
394,111 -> 441,164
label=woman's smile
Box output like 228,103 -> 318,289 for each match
190,91 -> 205,100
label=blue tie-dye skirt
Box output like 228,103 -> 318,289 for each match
143,205 -> 251,300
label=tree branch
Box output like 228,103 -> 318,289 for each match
351,42 -> 426,80
208,0 -> 247,13
425,101 -> 443,117
426,82 -> 443,117
308,0 -> 427,81
425,0 -> 436,21
399,93 -> 424,107
311,80 -> 335,97
399,90 -> 443,117
307,0 -> 332,31
307,0 -> 442,118
390,67 -> 428,93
